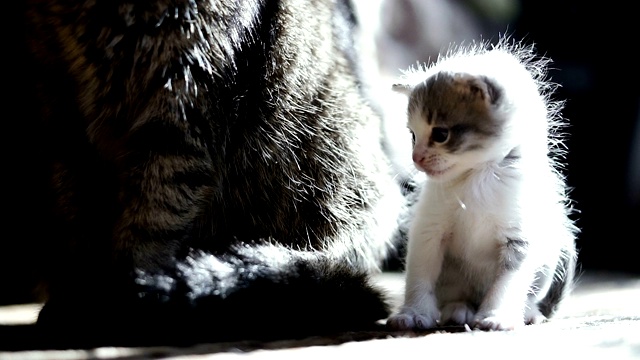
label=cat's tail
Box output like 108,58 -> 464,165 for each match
35,243 -> 390,349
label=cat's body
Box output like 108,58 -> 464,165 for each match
386,39 -> 578,331
11,0 -> 407,348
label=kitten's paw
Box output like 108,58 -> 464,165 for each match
386,314 -> 438,330
473,311 -> 524,331
386,314 -> 417,330
440,302 -> 475,326
386,308 -> 439,330
525,307 -> 547,325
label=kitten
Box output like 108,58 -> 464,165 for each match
386,38 -> 579,331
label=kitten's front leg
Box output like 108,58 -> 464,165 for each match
387,230 -> 445,330
440,301 -> 476,326
473,238 -> 536,331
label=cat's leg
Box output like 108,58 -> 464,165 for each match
473,237 -> 536,331
522,267 -> 553,325
473,271 -> 531,330
437,262 -> 476,326
524,300 -> 546,325
440,302 -> 476,326
386,229 -> 446,330
524,263 -> 561,325
112,127 -> 214,271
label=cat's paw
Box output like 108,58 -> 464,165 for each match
440,302 -> 475,326
473,310 -> 524,331
524,306 -> 547,325
386,307 -> 440,330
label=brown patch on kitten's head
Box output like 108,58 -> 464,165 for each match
405,71 -> 505,154
430,72 -> 501,108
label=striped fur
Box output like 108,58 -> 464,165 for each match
19,0 -> 406,348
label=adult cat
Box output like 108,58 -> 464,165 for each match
13,0 -> 406,348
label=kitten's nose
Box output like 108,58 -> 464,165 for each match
412,142 -> 428,166
412,151 -> 425,165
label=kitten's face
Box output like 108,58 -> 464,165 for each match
402,72 -> 503,182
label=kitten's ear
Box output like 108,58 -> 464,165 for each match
480,76 -> 502,105
468,76 -> 502,105
392,83 -> 413,97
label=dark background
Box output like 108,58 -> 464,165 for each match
511,1 -> 639,274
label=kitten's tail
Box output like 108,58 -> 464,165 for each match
35,244 -> 390,348
538,245 -> 579,318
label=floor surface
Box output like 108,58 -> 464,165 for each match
0,270 -> 638,360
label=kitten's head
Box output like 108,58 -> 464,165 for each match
393,71 -> 506,182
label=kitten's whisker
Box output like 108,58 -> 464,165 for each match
455,193 -> 467,210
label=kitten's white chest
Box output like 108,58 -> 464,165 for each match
447,205 -> 502,274
418,172 -> 515,269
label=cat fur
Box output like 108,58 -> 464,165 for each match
12,0 -> 407,348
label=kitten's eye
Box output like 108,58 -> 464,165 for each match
431,127 -> 449,143
410,131 -> 416,145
